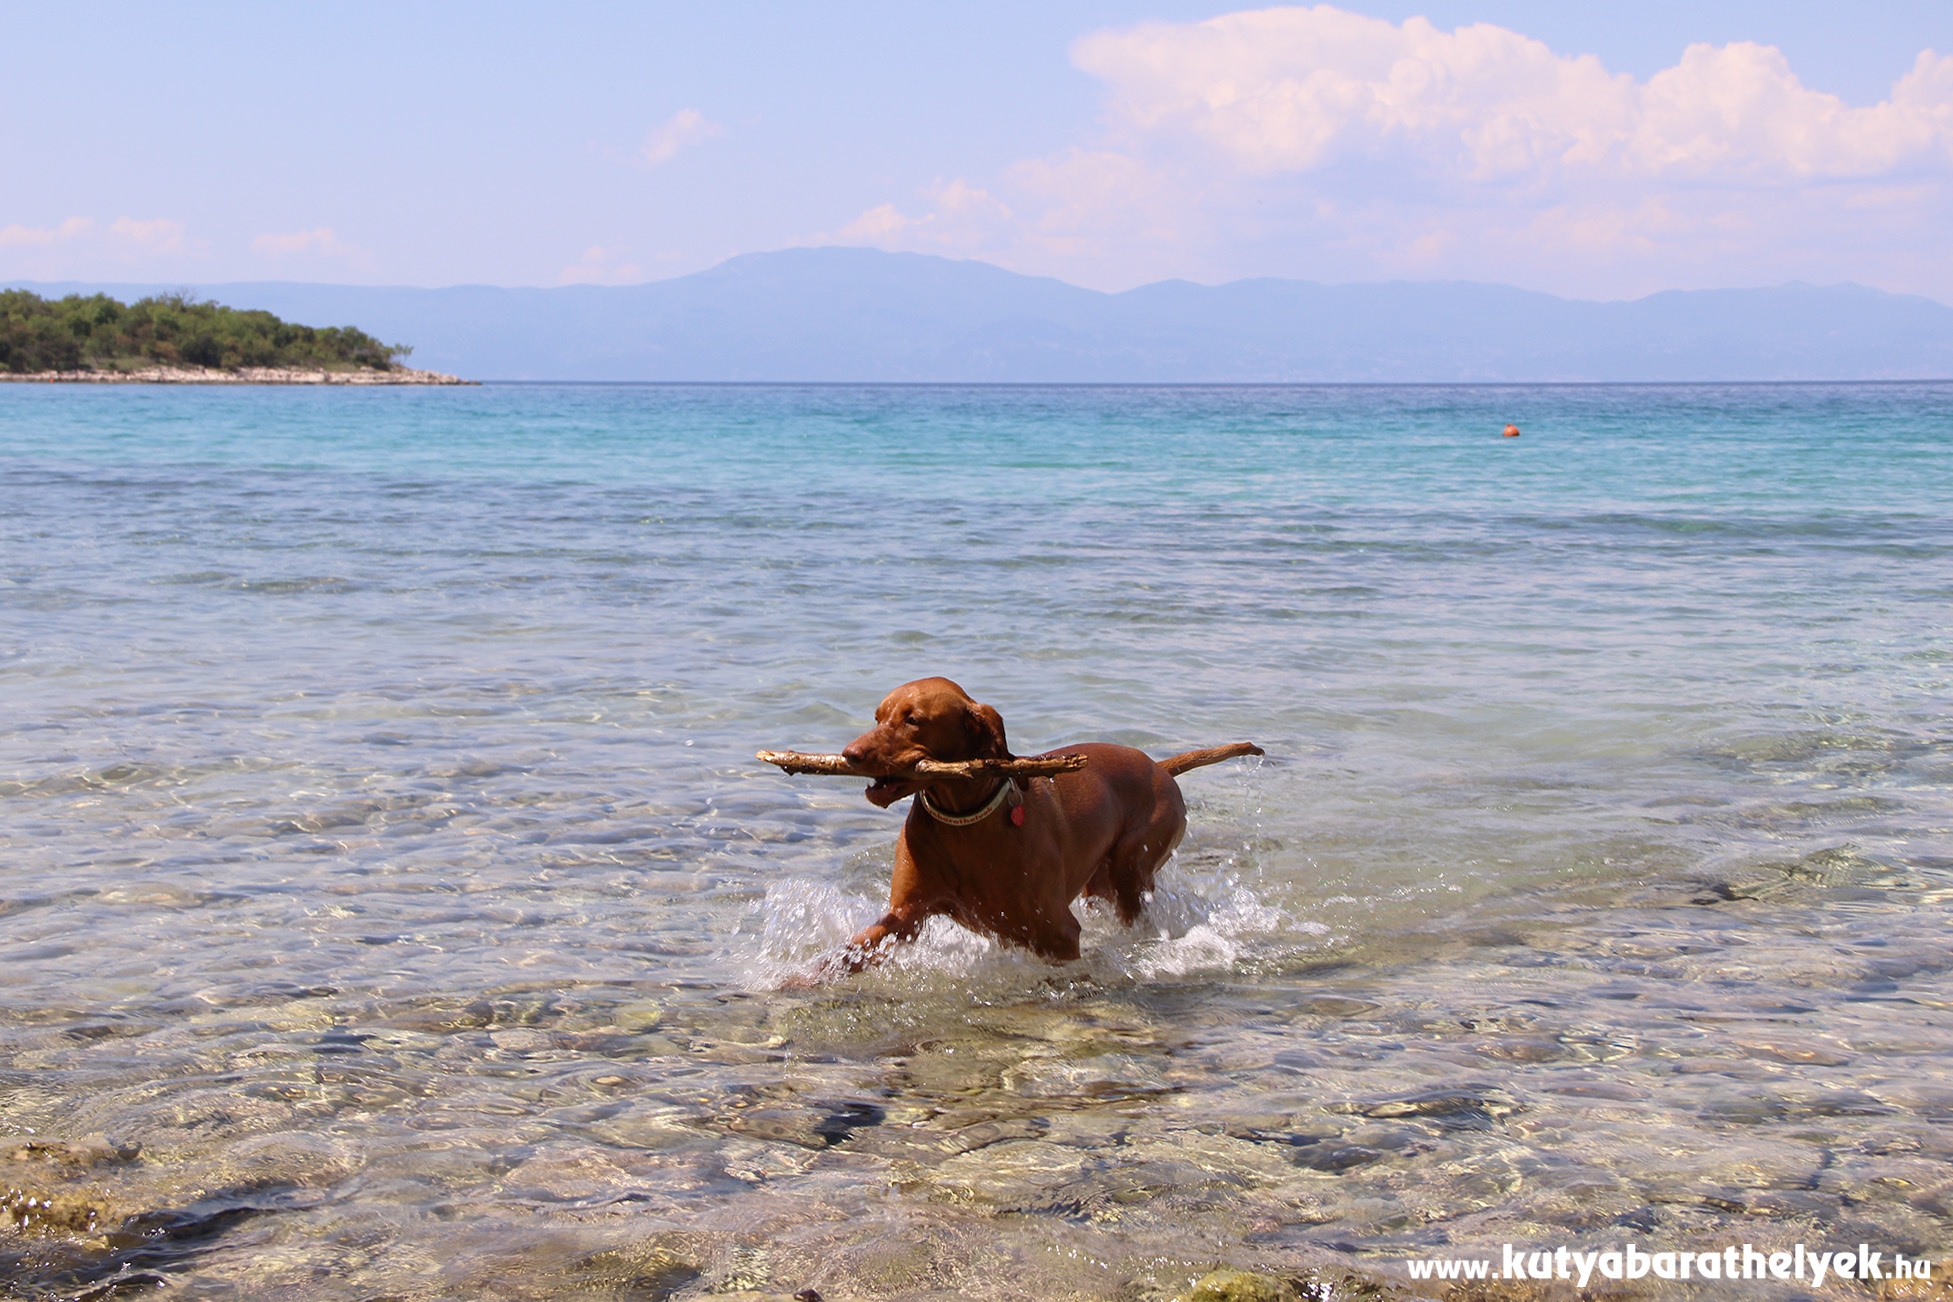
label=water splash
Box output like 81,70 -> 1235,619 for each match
740,838 -> 1312,992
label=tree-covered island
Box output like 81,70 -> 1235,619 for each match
0,290 -> 465,383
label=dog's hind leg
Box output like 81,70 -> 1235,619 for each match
1105,845 -> 1162,924
1104,803 -> 1186,925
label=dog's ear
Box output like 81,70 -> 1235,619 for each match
963,701 -> 1011,760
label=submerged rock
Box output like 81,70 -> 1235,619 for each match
1333,1086 -> 1523,1130
725,1101 -> 886,1149
2,1185 -> 115,1236
5,1136 -> 139,1168
560,1243 -> 703,1299
1180,1268 -> 1306,1302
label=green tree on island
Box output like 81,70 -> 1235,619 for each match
0,290 -> 411,374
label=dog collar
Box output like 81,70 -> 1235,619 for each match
917,780 -> 1015,826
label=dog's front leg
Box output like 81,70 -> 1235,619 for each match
839,906 -> 928,968
797,835 -> 940,983
788,903 -> 930,986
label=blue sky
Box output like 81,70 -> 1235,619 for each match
4,2 -> 1950,300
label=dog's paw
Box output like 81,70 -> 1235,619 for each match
780,950 -> 854,989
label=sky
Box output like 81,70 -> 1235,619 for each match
3,1 -> 1950,301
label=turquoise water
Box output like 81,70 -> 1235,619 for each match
2,382 -> 1950,1299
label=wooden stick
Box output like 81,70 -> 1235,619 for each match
756,750 -> 1089,779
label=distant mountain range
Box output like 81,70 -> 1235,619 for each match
14,247 -> 1953,382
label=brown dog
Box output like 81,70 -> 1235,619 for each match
826,677 -> 1261,971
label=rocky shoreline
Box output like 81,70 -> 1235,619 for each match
0,365 -> 471,385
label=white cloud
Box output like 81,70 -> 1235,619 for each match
0,215 -> 208,279
108,217 -> 189,253
2,215 -> 186,256
836,202 -> 920,243
0,216 -> 95,247
639,109 -> 721,166
558,243 -> 646,285
1072,9 -> 1953,186
247,225 -> 373,276
832,180 -> 1016,251
252,226 -> 356,257
817,7 -> 1953,299
1007,148 -> 1185,254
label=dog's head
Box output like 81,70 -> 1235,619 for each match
841,677 -> 1010,808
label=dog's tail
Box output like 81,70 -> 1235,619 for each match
1159,742 -> 1264,776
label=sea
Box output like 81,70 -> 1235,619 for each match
1,382 -> 1950,1300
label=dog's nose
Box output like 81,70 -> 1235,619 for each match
841,740 -> 867,767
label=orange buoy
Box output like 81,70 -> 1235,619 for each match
1502,424 -> 1521,437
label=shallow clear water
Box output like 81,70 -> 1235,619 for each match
2,382 -> 1950,1299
